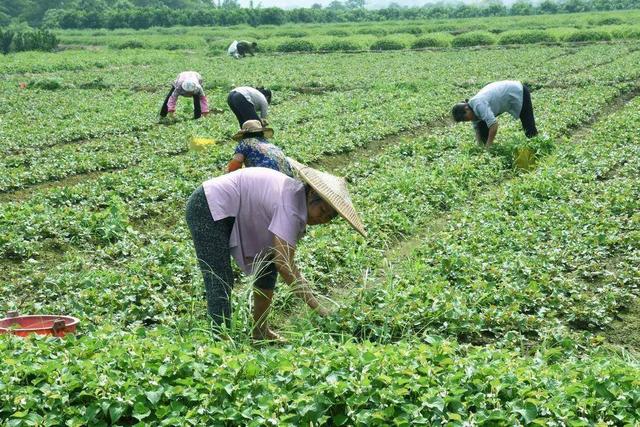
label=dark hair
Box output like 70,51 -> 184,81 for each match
243,131 -> 265,139
451,101 -> 469,122
251,41 -> 257,47
304,184 -> 339,219
256,86 -> 272,104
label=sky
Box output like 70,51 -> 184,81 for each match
238,0 -> 520,8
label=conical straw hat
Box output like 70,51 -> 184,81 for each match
287,157 -> 366,238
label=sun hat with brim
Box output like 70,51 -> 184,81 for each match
287,157 -> 366,238
232,120 -> 274,141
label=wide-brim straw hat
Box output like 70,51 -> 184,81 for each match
287,157 -> 366,238
232,119 -> 274,141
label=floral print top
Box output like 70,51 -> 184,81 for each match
234,137 -> 293,178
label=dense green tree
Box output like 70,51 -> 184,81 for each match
483,0 -> 508,16
539,0 -> 559,13
511,0 -> 534,15
563,0 -> 591,13
3,0 -> 639,30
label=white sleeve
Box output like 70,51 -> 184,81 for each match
228,40 -> 238,55
256,94 -> 268,118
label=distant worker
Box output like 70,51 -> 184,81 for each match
185,161 -> 366,341
227,86 -> 272,127
451,80 -> 538,147
160,71 -> 209,120
228,40 -> 257,59
226,120 -> 293,177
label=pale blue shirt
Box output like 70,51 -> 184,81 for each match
469,80 -> 524,128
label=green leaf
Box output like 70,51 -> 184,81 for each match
109,404 -> 125,423
333,413 -> 349,426
133,402 -> 151,421
514,402 -> 538,424
146,388 -> 164,405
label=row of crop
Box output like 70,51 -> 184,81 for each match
323,96 -> 640,344
0,46 -> 633,255
223,26 -> 640,53
2,43 -> 631,165
53,10 -> 640,48
88,26 -> 638,53
0,83 -> 625,327
1,101 -> 639,427
0,41 -> 621,97
0,84 -> 459,192
1,47 -> 465,154
0,82 -> 628,255
1,328 -> 638,425
0,84 -> 457,256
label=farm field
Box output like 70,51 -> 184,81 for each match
1,9 -> 640,426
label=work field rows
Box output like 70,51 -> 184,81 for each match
53,10 -> 640,52
2,44 -> 639,194
1,14 -> 639,426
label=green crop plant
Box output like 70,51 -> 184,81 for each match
2,11 -> 640,426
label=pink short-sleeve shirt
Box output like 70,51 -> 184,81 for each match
202,168 -> 307,274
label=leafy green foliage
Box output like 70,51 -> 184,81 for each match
369,38 -> 405,51
1,13 -> 640,426
564,29 -> 613,42
411,35 -> 451,48
275,39 -> 315,53
452,31 -> 497,47
0,28 -> 58,54
319,38 -> 360,52
498,29 -> 558,45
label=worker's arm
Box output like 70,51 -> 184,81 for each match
225,153 -> 244,173
256,93 -> 268,119
485,122 -> 499,148
166,86 -> 179,114
159,86 -> 175,118
199,94 -> 209,116
272,235 -> 328,316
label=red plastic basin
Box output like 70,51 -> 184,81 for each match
0,315 -> 80,337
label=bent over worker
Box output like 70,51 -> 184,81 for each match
451,80 -> 538,147
185,162 -> 366,342
160,71 -> 209,120
228,40 -> 257,59
225,120 -> 293,177
227,86 -> 271,127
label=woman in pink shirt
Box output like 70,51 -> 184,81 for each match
160,71 -> 209,120
185,162 -> 366,342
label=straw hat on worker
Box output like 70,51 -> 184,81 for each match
232,119 -> 274,141
226,120 -> 293,178
185,159 -> 365,342
287,157 -> 366,237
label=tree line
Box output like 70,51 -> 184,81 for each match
1,0 -> 639,30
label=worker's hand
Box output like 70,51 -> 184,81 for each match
261,118 -> 269,127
